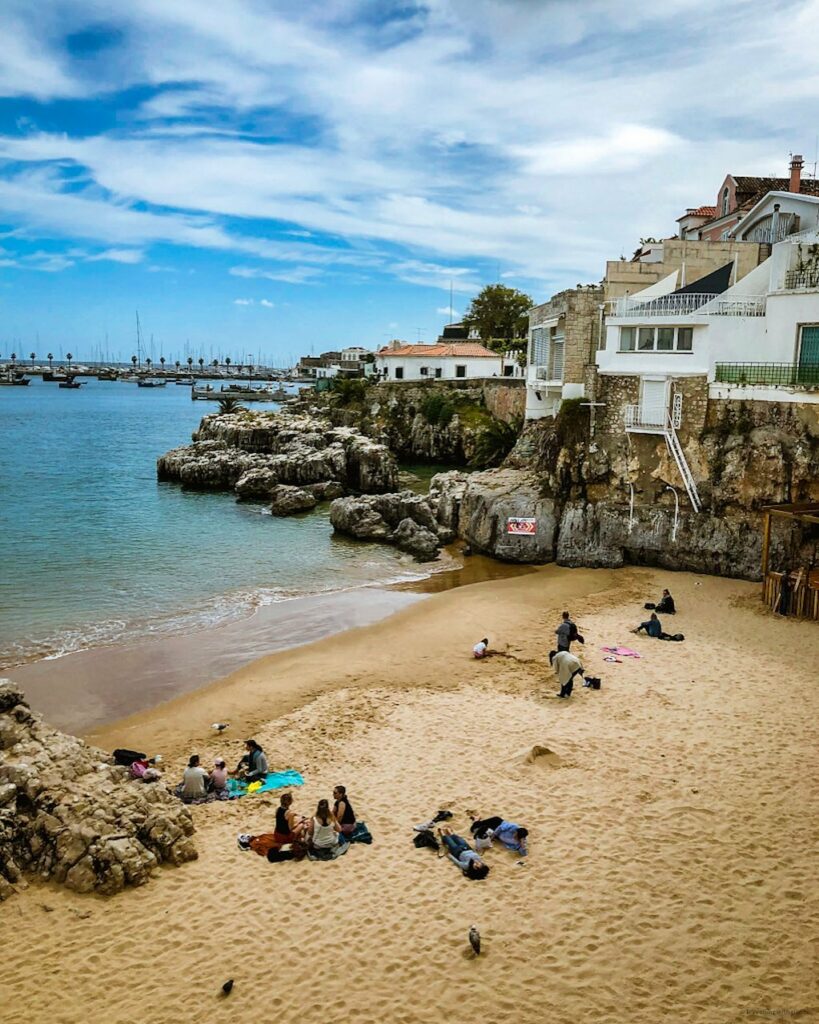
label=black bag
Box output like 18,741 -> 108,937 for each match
112,748 -> 146,766
644,602 -> 656,610
589,678 -> 602,690
266,848 -> 295,863
413,829 -> 440,851
670,633 -> 685,642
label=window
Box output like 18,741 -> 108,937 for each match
619,326 -> 636,351
434,367 -> 442,378
677,328 -> 693,352
419,366 -> 428,376
503,364 -> 514,376
395,366 -> 404,380
455,364 -> 466,378
721,186 -> 730,217
531,326 -> 550,367
550,330 -> 565,380
638,327 -> 655,351
657,327 -> 674,351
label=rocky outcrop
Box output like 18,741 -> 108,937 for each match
157,411 -> 398,504
329,491 -> 447,562
430,468 -> 558,563
269,485 -> 317,516
0,681 -> 196,900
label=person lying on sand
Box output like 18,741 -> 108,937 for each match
234,739 -> 269,783
438,827 -> 489,880
333,785 -> 356,837
307,799 -> 342,851
473,638 -> 490,659
470,816 -> 528,855
645,589 -> 675,614
549,649 -> 584,698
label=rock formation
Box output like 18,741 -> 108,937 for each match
157,410 -> 398,502
329,490 -> 450,561
0,681 -> 196,900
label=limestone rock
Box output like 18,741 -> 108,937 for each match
0,681 -> 197,901
269,485 -> 318,516
392,517 -> 441,562
329,491 -> 443,561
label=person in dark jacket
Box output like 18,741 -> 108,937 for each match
234,739 -> 269,783
333,785 -> 357,837
645,589 -> 675,614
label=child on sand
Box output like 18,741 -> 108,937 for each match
473,638 -> 489,658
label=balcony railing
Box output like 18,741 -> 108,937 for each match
714,362 -> 819,387
624,403 -> 669,431
611,293 -> 767,317
783,269 -> 819,291
534,365 -> 563,383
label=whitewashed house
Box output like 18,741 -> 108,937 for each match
375,341 -> 503,381
596,231 -> 819,509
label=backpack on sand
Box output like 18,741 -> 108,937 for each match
413,829 -> 440,852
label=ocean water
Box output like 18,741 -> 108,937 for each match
0,377 -> 441,669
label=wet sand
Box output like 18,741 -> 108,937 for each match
8,552 -> 531,736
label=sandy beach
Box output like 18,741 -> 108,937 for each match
1,565 -> 817,1024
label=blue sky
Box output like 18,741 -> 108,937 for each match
0,0 -> 817,365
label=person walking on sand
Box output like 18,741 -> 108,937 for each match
549,649 -> 584,698
333,785 -> 357,837
555,611 -> 584,652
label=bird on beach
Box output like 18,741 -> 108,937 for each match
221,979 -> 234,996
468,926 -> 481,956
212,722 -> 230,733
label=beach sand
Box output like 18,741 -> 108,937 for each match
1,565 -> 817,1024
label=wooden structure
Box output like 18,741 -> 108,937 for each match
760,502 -> 819,620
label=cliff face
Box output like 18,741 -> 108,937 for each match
0,681 -> 196,900
293,379 -> 525,465
430,396 -> 819,580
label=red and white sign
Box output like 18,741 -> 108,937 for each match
506,517 -> 537,535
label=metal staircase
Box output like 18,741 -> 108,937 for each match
663,414 -> 701,512
624,392 -> 702,512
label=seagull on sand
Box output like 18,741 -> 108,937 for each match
212,722 -> 230,733
468,926 -> 481,956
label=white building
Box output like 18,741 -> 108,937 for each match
375,341 -> 504,381
599,231 -> 819,411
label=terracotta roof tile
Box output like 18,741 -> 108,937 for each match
677,205 -> 716,220
377,342 -> 499,358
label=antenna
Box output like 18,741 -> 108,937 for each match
415,327 -> 425,343
449,280 -> 454,324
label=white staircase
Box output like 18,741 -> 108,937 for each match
624,395 -> 702,512
663,416 -> 701,512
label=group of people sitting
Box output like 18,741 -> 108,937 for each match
632,589 -> 681,641
238,787 -> 357,861
436,815 -> 529,881
173,738 -> 269,803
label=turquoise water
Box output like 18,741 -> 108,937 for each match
0,378 -> 432,668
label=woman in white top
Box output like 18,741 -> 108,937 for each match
309,799 -> 341,850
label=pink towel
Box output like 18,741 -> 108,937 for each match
601,646 -> 641,658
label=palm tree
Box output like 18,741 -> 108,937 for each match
160,356 -> 166,370
470,416 -> 521,469
30,351 -> 36,368
10,352 -> 16,369
198,357 -> 205,374
212,358 -> 219,372
175,360 -> 181,373
131,355 -> 138,372
187,356 -> 194,371
66,352 -> 73,372
47,353 -> 53,370
224,357 -> 232,375
217,395 -> 245,415
145,358 -> 152,371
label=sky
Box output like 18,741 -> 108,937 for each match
0,0 -> 817,365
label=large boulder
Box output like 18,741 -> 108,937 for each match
0,681 -> 197,901
269,485 -> 318,516
392,518 -> 441,562
329,491 -> 445,561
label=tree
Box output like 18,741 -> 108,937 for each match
66,352 -> 73,372
462,284 -> 533,345
47,353 -> 53,370
217,396 -> 245,415
175,360 -> 181,372
198,357 -> 204,371
131,355 -> 138,371
187,356 -> 194,369
10,352 -> 16,367
160,356 -> 166,369
225,357 -> 232,373
212,358 -> 219,370
30,351 -> 36,367
471,416 -> 522,469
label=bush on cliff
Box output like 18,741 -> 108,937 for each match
329,378 -> 370,406
471,415 -> 522,468
420,392 -> 455,427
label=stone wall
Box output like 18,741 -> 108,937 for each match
481,379 -> 525,424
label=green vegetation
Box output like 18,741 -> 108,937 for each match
462,284 -> 533,344
217,396 -> 245,415
328,377 -> 370,405
471,415 -> 522,468
420,392 -> 455,427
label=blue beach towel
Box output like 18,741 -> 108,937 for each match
228,770 -> 304,798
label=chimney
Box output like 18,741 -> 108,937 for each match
789,154 -> 804,193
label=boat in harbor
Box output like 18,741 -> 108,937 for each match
219,383 -> 286,402
0,371 -> 31,386
137,378 -> 167,388
175,377 -> 195,385
58,376 -> 82,389
191,384 -> 216,400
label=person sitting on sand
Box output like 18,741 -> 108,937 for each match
438,827 -> 489,880
209,759 -> 228,794
473,638 -> 490,659
274,792 -> 309,843
645,589 -> 676,614
549,649 -> 584,698
234,739 -> 269,783
632,613 -> 669,639
333,785 -> 357,837
179,754 -> 209,802
308,799 -> 342,851
492,821 -> 529,856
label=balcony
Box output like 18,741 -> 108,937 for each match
783,269 -> 819,291
611,293 -> 767,318
624,403 -> 678,433
714,362 -> 819,388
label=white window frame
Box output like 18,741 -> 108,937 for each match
620,326 -> 694,353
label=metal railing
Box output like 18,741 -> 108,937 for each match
783,269 -> 819,291
714,362 -> 819,387
624,403 -> 668,430
611,293 -> 767,317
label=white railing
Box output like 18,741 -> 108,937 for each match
534,365 -> 563,383
611,293 -> 767,317
624,403 -> 667,430
624,403 -> 702,511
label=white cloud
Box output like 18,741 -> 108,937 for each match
260,298 -> 274,308
87,248 -> 144,264
233,298 -> 253,305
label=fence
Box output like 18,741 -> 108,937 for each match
763,570 -> 819,620
714,362 -> 819,387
